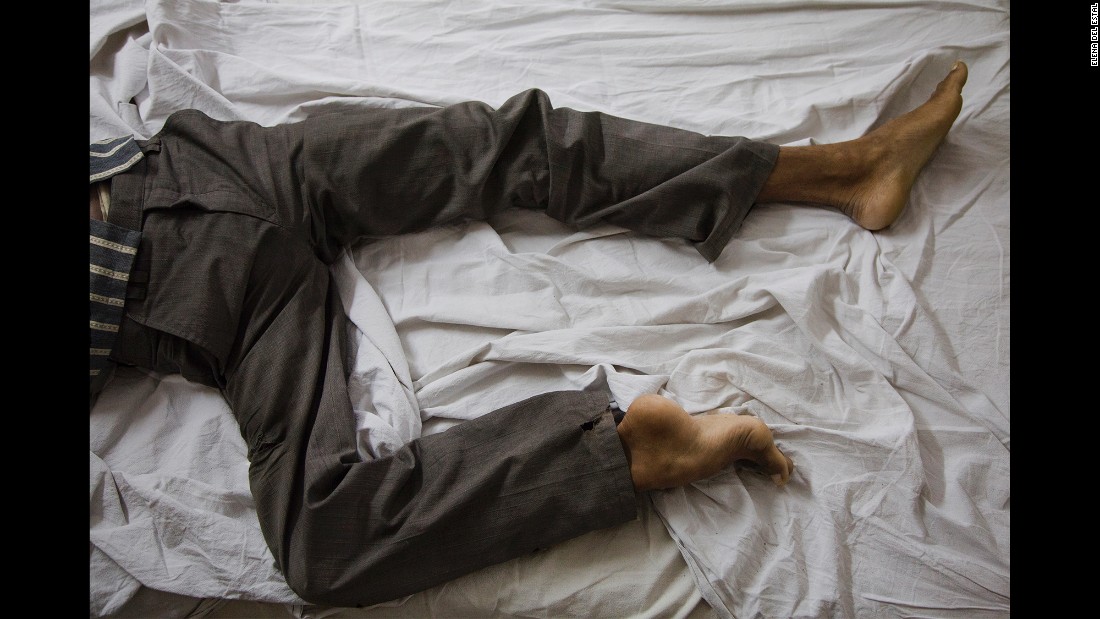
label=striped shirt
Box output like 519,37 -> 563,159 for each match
90,136 -> 144,396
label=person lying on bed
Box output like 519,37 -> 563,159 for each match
88,61 -> 967,607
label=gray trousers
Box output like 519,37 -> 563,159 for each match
105,89 -> 779,606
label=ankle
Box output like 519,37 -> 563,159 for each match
758,142 -> 869,208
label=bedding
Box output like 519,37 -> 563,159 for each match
89,1 -> 1010,617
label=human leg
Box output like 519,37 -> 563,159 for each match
756,61 -> 968,229
297,88 -> 778,263
227,265 -> 641,606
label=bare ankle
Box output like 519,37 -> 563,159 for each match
755,62 -> 967,231
756,142 -> 872,215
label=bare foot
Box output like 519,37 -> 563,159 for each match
841,60 -> 968,229
616,394 -> 794,492
757,61 -> 968,230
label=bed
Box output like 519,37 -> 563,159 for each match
89,1 -> 1010,617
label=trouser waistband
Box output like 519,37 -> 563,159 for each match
105,142 -> 156,302
105,140 -> 154,233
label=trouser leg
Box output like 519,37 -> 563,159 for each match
299,88 -> 779,262
223,245 -> 635,606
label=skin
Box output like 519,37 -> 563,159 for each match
90,183 -> 105,221
616,394 -> 795,492
619,61 -> 968,492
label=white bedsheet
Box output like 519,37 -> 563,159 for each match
89,1 -> 1010,617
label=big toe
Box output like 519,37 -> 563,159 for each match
942,60 -> 968,93
752,441 -> 793,486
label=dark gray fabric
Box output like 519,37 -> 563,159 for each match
104,89 -> 779,606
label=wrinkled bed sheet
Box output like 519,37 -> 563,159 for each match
90,1 -> 1010,617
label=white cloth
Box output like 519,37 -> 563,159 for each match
89,1 -> 1010,617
